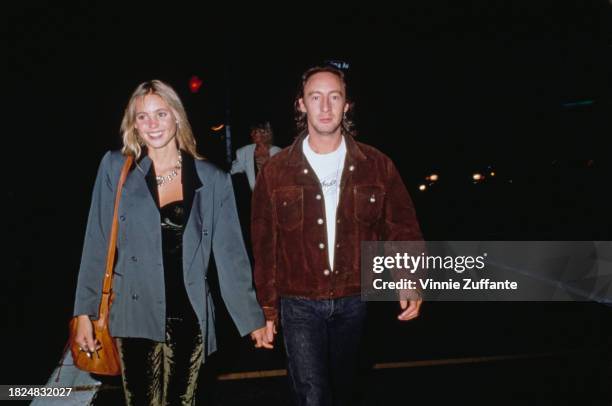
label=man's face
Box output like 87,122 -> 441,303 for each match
251,129 -> 266,144
298,72 -> 349,137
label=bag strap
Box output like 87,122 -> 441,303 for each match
98,155 -> 134,323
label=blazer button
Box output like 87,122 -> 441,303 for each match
315,194 -> 322,200
202,229 -> 209,236
370,195 -> 376,203
303,168 -> 309,174
323,269 -> 330,276
349,165 -> 355,171
120,215 -> 126,221
319,243 -> 325,250
132,294 -> 139,300
317,218 -> 324,225
131,256 -> 137,262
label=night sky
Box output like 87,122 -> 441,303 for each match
3,1 -> 611,395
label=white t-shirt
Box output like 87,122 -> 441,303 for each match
303,135 -> 346,270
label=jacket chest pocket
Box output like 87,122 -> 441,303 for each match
354,185 -> 385,225
274,187 -> 303,231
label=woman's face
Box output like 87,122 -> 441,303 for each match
134,94 -> 178,151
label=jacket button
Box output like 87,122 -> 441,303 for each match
202,229 -> 208,236
131,256 -> 137,262
303,168 -> 309,174
132,294 -> 139,300
120,215 -> 126,221
370,195 -> 376,203
315,194 -> 322,200
317,218 -> 324,225
336,243 -> 340,248
319,243 -> 325,250
349,165 -> 355,171
334,270 -> 339,275
323,269 -> 330,276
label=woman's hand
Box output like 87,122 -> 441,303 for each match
75,315 -> 100,355
250,320 -> 276,349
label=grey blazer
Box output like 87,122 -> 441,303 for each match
230,144 -> 281,190
73,150 -> 264,361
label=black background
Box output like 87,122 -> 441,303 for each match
3,1 -> 612,404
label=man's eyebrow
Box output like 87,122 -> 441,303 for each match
306,90 -> 343,96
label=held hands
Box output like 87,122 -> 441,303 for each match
398,299 -> 423,321
250,320 -> 277,349
75,315 -> 101,356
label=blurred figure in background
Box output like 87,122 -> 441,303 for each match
231,121 -> 281,191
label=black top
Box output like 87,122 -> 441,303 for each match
143,150 -> 203,320
159,200 -> 193,318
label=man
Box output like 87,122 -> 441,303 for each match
231,121 -> 282,191
252,65 -> 423,406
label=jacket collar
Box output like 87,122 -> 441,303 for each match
142,150 -> 202,223
285,132 -> 367,167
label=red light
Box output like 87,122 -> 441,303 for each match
189,75 -> 203,93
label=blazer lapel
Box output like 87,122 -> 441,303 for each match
122,155 -> 160,238
182,156 -> 209,276
181,151 -> 201,226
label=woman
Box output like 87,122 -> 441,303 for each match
73,80 -> 269,405
230,122 -> 281,191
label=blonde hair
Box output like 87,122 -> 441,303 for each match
120,80 -> 202,160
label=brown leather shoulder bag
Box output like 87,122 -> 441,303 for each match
68,154 -> 133,376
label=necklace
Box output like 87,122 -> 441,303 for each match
156,155 -> 182,186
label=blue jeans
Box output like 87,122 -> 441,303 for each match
281,295 -> 367,406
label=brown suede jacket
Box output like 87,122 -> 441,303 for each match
251,134 -> 423,322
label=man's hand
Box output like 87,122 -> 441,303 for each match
398,299 -> 422,321
250,320 -> 277,349
265,320 -> 276,343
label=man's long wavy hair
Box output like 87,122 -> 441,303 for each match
293,65 -> 356,138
